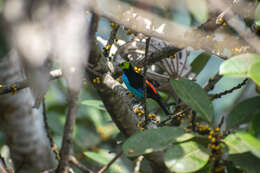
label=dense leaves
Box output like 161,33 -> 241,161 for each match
164,141 -> 209,173
228,152 -> 260,173
224,131 -> 260,158
226,96 -> 260,129
191,52 -> 211,75
171,78 -> 214,123
219,54 -> 260,77
248,62 -> 260,86
122,127 -> 194,157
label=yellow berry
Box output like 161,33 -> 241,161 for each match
215,166 -> 224,172
137,121 -> 143,128
210,130 -> 214,135
215,145 -> 220,150
219,17 -> 223,23
148,114 -> 153,119
141,128 -> 145,131
93,79 -> 97,83
208,135 -> 212,139
211,138 -> 216,143
127,29 -> 131,35
0,84 -> 2,87
153,117 -> 158,121
141,110 -> 144,114
110,22 -> 115,28
105,44 -> 111,50
137,113 -> 142,117
234,47 -> 240,52
11,85 -> 17,96
215,127 -> 220,132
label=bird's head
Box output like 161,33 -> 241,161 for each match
119,61 -> 131,70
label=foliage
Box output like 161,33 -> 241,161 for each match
0,0 -> 260,173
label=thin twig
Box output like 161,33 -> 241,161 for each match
98,151 -> 123,173
0,157 -> 9,173
159,108 -> 189,126
56,89 -> 81,173
144,37 -> 151,126
203,74 -> 222,92
134,155 -> 144,173
0,69 -> 62,95
43,98 -> 60,161
104,23 -> 119,57
69,156 -> 94,173
211,78 -> 248,100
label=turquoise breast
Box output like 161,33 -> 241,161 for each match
122,73 -> 144,98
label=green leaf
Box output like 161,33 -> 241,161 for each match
81,100 -> 106,111
171,78 -> 214,123
191,52 -> 211,75
164,141 -> 209,173
224,131 -> 260,158
255,3 -> 260,25
228,152 -> 260,173
186,0 -> 208,23
249,114 -> 260,138
122,127 -> 194,157
249,61 -> 260,85
226,96 -> 260,129
219,54 -> 260,77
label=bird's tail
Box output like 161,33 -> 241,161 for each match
156,99 -> 170,115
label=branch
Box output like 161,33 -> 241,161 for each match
0,69 -> 62,95
87,13 -> 169,173
69,156 -> 94,173
97,151 -> 123,173
211,78 -> 248,100
0,53 -> 57,173
143,37 -> 150,126
134,156 -> 144,173
203,74 -> 223,92
56,88 -> 80,173
43,98 -> 60,161
89,0 -> 255,57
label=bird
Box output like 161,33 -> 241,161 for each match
119,61 -> 169,115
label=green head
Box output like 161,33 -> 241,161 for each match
119,61 -> 130,70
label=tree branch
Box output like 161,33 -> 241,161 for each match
97,151 -> 123,173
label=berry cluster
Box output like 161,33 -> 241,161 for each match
93,77 -> 101,84
134,66 -> 142,73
